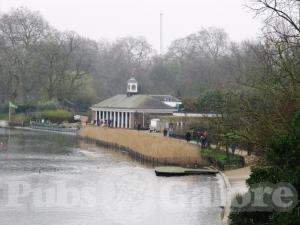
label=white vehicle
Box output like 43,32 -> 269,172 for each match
74,115 -> 81,121
149,119 -> 161,132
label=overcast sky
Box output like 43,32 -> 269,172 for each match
0,0 -> 261,52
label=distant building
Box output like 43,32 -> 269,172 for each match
91,77 -> 182,129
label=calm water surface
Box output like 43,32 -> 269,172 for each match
0,129 -> 225,225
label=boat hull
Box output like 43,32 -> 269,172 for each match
154,166 -> 219,177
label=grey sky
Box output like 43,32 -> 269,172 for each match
0,0 -> 261,52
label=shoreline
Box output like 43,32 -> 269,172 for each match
0,125 -> 78,136
0,125 -> 251,224
219,167 -> 250,225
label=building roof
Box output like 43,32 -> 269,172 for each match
151,95 -> 181,102
127,77 -> 137,83
92,94 -> 180,110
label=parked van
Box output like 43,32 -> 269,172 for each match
150,119 -> 161,132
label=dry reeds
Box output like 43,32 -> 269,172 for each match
80,127 -> 203,166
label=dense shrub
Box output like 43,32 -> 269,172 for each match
10,100 -> 61,114
32,109 -> 73,123
229,111 -> 300,225
15,103 -> 36,114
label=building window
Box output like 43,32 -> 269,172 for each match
131,84 -> 136,91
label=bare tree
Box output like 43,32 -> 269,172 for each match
250,0 -> 300,40
0,7 -> 49,101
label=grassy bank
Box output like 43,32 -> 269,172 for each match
201,148 -> 245,170
80,127 -> 203,166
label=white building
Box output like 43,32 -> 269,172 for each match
91,77 -> 182,129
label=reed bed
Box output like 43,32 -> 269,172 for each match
80,127 -> 204,166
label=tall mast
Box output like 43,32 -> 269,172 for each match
160,13 -> 164,55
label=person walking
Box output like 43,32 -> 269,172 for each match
201,130 -> 208,148
163,128 -> 168,137
230,143 -> 237,155
185,131 -> 191,142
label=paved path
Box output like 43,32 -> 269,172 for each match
225,166 -> 251,194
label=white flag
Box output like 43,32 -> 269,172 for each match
9,101 -> 18,109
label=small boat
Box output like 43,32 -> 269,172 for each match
155,166 -> 219,177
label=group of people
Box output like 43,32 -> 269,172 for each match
197,130 -> 208,148
185,130 -> 209,148
163,128 -> 175,137
94,119 -> 114,127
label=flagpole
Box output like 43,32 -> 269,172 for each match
8,101 -> 11,121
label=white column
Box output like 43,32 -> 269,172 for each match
109,111 -> 111,124
113,111 -> 116,127
125,112 -> 128,128
142,112 -> 145,128
123,112 -> 126,128
129,112 -> 132,129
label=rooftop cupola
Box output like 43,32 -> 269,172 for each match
127,77 -> 138,96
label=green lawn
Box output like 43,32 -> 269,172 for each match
201,148 -> 244,169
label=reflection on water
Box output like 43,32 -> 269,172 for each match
0,128 -> 224,225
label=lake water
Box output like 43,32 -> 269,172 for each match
0,128 -> 225,225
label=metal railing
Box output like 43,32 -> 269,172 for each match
30,122 -> 79,133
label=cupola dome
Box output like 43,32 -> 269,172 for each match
127,77 -> 138,95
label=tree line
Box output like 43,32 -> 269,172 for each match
0,7 -> 259,109
1,5 -> 299,150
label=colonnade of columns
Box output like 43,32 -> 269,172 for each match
95,110 -> 133,128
